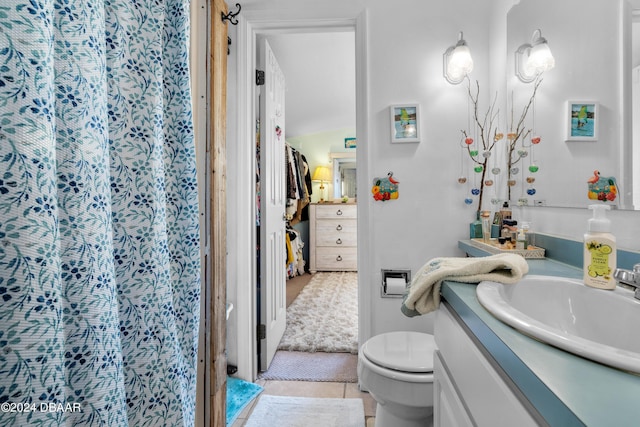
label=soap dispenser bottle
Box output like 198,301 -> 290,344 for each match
583,204 -> 617,290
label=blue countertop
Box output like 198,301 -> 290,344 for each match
446,240 -> 640,426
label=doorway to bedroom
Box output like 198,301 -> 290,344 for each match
256,30 -> 359,380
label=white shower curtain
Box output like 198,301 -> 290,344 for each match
0,1 -> 201,426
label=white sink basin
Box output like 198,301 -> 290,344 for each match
476,275 -> 640,374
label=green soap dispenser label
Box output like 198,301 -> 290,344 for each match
585,241 -> 613,279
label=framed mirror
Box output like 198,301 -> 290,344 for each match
330,152 -> 357,200
506,0 -> 638,210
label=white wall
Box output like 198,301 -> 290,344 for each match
507,0 -> 625,209
635,65 -> 640,206
504,0 -> 640,251
267,32 -> 356,139
363,0 -> 495,336
224,0 -> 640,370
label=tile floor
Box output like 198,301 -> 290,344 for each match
231,273 -> 376,426
231,379 -> 376,426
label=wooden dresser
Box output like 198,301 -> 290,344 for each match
309,203 -> 357,273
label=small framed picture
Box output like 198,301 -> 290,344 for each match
344,137 -> 357,148
390,104 -> 420,143
566,101 -> 598,141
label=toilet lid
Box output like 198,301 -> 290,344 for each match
362,331 -> 436,373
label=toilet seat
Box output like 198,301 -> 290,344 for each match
362,331 -> 436,373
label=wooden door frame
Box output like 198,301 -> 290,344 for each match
209,0 -> 229,425
231,11 -> 372,381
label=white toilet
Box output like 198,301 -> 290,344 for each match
357,331 -> 436,427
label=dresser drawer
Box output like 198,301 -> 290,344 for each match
309,203 -> 358,273
315,247 -> 357,270
315,219 -> 357,246
314,204 -> 357,219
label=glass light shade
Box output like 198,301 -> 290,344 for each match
516,30 -> 555,83
447,45 -> 474,81
312,166 -> 331,182
443,32 -> 473,85
525,42 -> 555,75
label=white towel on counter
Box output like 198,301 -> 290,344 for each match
401,253 -> 529,317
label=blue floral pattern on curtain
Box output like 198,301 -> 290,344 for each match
0,1 -> 201,426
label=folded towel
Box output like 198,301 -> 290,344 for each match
401,253 -> 529,317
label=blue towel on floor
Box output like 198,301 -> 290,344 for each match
226,376 -> 263,426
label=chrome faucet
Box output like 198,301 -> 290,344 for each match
614,264 -> 640,300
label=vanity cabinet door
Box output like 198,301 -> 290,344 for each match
434,351 -> 474,427
434,304 -> 540,427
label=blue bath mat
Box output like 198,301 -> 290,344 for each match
226,376 -> 263,426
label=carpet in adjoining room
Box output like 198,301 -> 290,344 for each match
259,350 -> 358,382
245,395 -> 365,427
278,271 -> 358,354
226,376 -> 263,426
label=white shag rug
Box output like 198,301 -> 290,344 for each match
245,395 -> 365,427
278,271 -> 358,353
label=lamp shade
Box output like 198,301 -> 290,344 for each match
448,45 -> 474,80
525,42 -> 555,75
515,29 -> 554,83
312,166 -> 331,182
443,32 -> 473,85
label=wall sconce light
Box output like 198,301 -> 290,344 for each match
443,31 -> 474,85
312,166 -> 332,202
515,29 -> 555,83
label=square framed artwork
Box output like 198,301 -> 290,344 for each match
390,104 -> 420,143
344,137 -> 357,148
566,101 -> 598,141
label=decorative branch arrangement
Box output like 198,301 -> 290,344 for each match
458,76 -> 543,213
460,77 -> 503,214
505,77 -> 542,201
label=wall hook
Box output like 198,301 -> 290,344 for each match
221,3 -> 241,25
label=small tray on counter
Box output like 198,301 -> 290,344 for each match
469,238 -> 545,259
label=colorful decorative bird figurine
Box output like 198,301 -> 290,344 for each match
587,170 -> 600,184
372,173 -> 399,201
587,170 -> 618,202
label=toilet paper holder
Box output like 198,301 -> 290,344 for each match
381,269 -> 411,298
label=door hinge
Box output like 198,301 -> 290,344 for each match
258,324 -> 266,340
256,69 -> 265,86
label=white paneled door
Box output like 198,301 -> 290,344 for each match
258,38 -> 287,371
